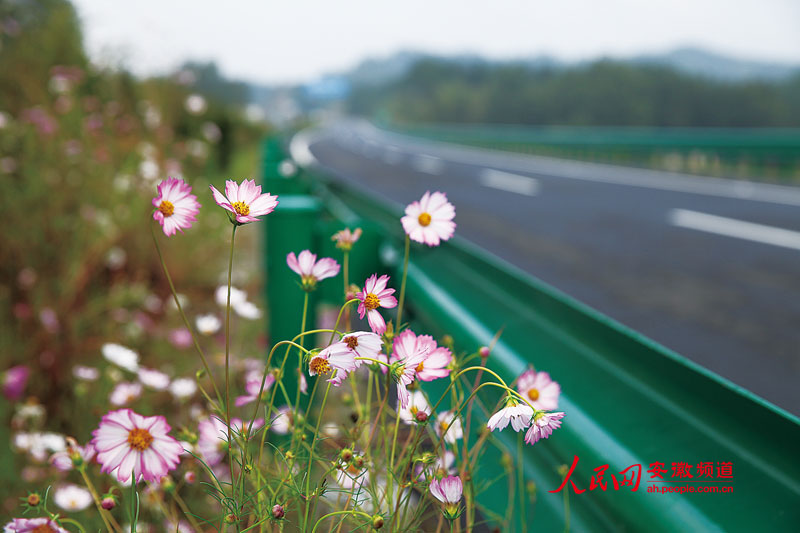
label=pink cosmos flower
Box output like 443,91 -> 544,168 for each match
2,365 -> 29,401
391,331 -> 451,382
109,382 -> 142,406
524,411 -> 565,446
517,369 -> 560,411
137,368 -> 170,390
269,406 -> 293,435
3,518 -> 69,532
309,342 -> 358,386
430,475 -> 463,518
286,250 -> 340,291
390,329 -> 429,409
168,328 -> 193,349
401,191 -> 456,246
235,372 -> 275,407
487,398 -> 534,433
356,274 -> 397,335
152,177 -> 200,236
332,227 -> 362,251
91,408 -> 183,483
340,331 -> 382,367
50,442 -> 95,472
210,179 -> 278,224
197,416 -> 264,465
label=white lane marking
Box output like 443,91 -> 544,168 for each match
480,169 -> 540,196
669,209 -> 800,251
356,122 -> 800,208
411,154 -> 444,175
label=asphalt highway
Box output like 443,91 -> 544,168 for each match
294,120 -> 800,415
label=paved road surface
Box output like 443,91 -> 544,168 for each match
293,120 -> 800,415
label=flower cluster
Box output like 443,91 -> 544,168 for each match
3,181 -> 566,532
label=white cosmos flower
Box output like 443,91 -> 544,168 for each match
73,365 -> 99,381
102,343 -> 139,372
215,285 -> 247,308
14,432 -> 66,462
234,300 -> 262,320
109,382 -> 142,406
54,484 -> 93,511
398,390 -> 430,425
137,367 -> 170,390
435,411 -> 463,445
487,398 -> 534,433
169,378 -> 197,400
195,314 -> 221,335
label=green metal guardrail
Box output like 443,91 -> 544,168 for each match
384,122 -> 800,180
261,135 -> 800,532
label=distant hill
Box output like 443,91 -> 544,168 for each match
632,47 -> 799,81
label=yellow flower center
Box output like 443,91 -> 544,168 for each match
410,405 -> 419,415
415,361 -> 424,373
440,421 -> 449,432
158,200 -> 174,217
344,336 -> 358,350
418,212 -> 432,226
232,201 -> 250,216
310,357 -> 331,376
527,388 -> 540,402
364,293 -> 380,311
127,428 -> 154,452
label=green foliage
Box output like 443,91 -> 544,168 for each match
350,57 -> 800,127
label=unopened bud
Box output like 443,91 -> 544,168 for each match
101,496 -> 116,510
184,471 -> 196,484
26,493 -> 40,507
501,453 -> 513,469
415,411 -> 428,423
558,464 -> 569,478
441,335 -> 454,348
353,455 -> 365,469
479,346 -> 490,358
224,514 -> 237,524
272,504 -> 285,520
161,476 -> 175,493
340,448 -> 353,462
372,515 -> 384,530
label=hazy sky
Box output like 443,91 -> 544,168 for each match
72,0 -> 800,85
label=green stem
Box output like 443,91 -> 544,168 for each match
59,518 -> 87,533
311,511 -> 372,533
303,381 -> 334,530
224,223 -> 238,525
78,467 -> 120,533
395,234 -> 411,327
151,223 -> 223,406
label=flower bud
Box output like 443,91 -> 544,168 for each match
371,515 -> 384,530
101,496 -> 116,510
224,514 -> 237,524
479,346 -> 490,358
161,476 -> 175,494
272,504 -> 285,520
353,455 -> 365,469
415,410 -> 429,423
184,471 -> 196,484
26,493 -> 40,507
340,448 -> 353,463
